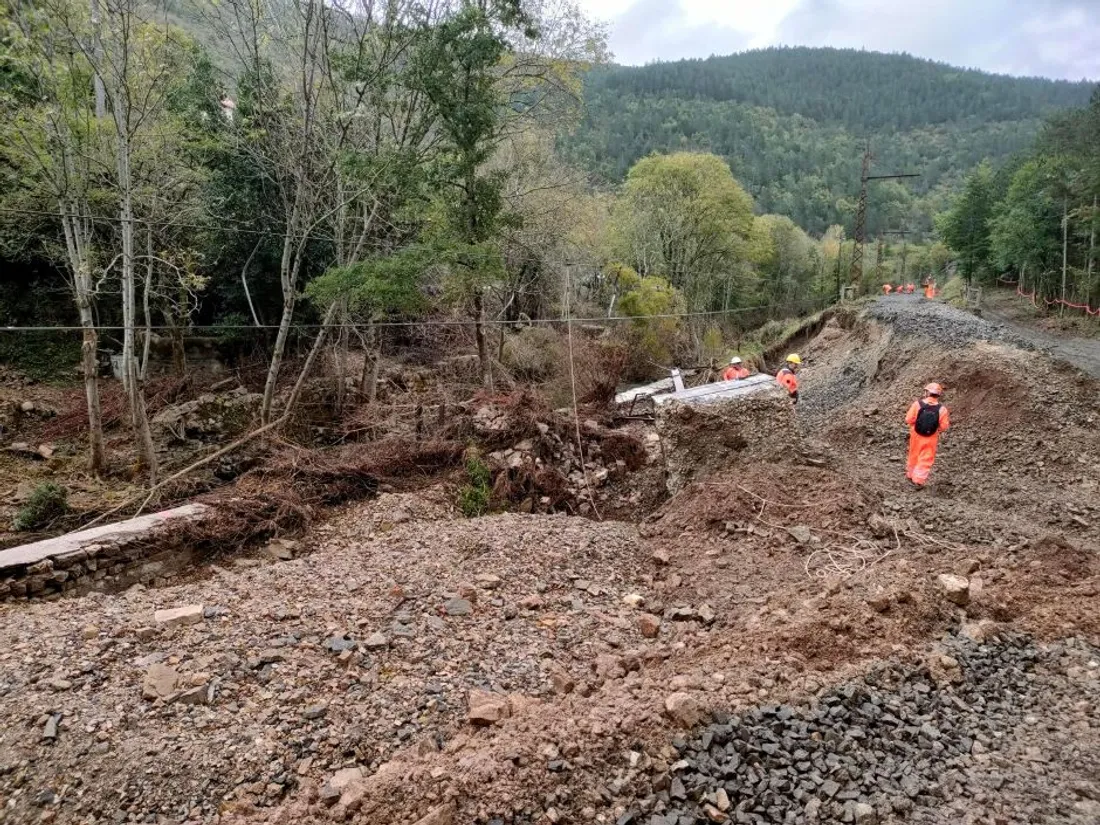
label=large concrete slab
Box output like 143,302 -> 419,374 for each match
0,504 -> 208,572
653,373 -> 778,406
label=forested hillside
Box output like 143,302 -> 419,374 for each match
562,48 -> 1095,236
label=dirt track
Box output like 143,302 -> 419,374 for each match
980,305 -> 1100,380
1,297 -> 1097,825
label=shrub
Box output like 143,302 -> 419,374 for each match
501,326 -> 563,381
13,482 -> 69,531
701,325 -> 725,363
458,456 -> 492,517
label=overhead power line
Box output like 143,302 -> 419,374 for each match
0,298 -> 831,334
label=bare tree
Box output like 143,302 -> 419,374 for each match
3,5 -> 109,474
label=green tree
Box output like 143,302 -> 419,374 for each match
989,158 -> 1062,291
612,152 -> 754,312
937,161 -> 994,284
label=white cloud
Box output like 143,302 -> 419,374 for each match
577,0 -> 1100,80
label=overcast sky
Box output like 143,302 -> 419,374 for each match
577,0 -> 1100,82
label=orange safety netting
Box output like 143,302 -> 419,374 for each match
1016,284 -> 1100,316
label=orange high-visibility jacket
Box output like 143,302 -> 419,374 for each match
776,367 -> 799,401
905,400 -> 951,485
722,365 -> 750,381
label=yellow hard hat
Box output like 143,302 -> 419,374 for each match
786,353 -> 802,365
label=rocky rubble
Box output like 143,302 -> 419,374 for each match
624,633 -> 1100,825
655,390 -> 797,494
152,388 -> 262,441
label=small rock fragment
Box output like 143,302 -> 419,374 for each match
41,714 -> 60,741
413,803 -> 456,825
787,525 -> 813,544
142,663 -> 179,700
866,592 -> 892,613
936,573 -> 970,605
638,613 -> 661,638
467,690 -> 511,726
153,604 -> 204,629
363,632 -> 389,651
853,802 -> 877,824
664,692 -> 706,727
444,598 -> 473,616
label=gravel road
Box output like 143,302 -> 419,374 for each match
869,293 -> 1100,379
980,306 -> 1100,380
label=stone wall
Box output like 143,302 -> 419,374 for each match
0,505 -> 208,602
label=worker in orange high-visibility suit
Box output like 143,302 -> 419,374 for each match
882,284 -> 893,295
905,383 -> 950,487
722,356 -> 750,381
776,353 -> 801,403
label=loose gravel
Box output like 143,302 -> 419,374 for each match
866,296 -> 1032,351
624,633 -> 1100,825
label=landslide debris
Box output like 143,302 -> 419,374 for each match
1,297 -> 1098,825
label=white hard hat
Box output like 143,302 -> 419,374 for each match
729,357 -> 742,365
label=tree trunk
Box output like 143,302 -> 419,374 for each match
241,234 -> 264,327
90,0 -> 106,118
117,127 -> 158,484
140,228 -> 153,380
473,292 -> 491,389
334,302 -> 348,416
60,202 -> 106,475
261,229 -> 300,424
281,301 -> 339,422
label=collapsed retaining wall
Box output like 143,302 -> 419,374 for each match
0,504 -> 207,601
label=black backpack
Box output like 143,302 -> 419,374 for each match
914,401 -> 940,437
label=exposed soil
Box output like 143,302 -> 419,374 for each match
1,296 -> 1098,825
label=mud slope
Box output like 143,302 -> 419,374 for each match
0,297 -> 1097,825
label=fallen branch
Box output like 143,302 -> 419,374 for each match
79,415 -> 288,530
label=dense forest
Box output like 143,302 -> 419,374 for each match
562,48 -> 1095,235
938,90 -> 1100,313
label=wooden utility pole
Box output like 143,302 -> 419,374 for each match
849,145 -> 919,288
1061,197 -> 1069,318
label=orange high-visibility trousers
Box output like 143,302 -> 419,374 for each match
906,433 -> 940,485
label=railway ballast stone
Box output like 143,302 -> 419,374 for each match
624,633 -> 1100,825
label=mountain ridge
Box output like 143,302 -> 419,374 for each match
561,46 -> 1096,235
